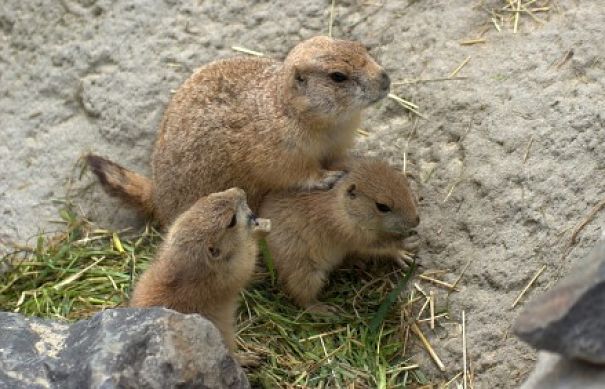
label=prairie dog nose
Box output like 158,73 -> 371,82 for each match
380,71 -> 391,92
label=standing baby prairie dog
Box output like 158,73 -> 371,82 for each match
87,35 -> 390,226
130,188 -> 270,352
259,159 -> 420,313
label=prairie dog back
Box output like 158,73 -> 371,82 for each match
87,36 -> 391,227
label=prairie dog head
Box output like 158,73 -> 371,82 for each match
283,36 -> 390,123
336,160 -> 419,239
167,188 -> 271,274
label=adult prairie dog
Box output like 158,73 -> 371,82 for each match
130,188 -> 270,352
87,35 -> 390,226
259,159 -> 419,313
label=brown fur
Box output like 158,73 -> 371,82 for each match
85,155 -> 154,216
87,36 -> 390,226
129,188 -> 270,351
258,159 -> 420,313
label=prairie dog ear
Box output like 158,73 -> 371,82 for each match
293,66 -> 307,87
346,184 -> 357,199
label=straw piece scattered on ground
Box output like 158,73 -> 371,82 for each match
462,310 -> 468,389
511,264 -> 547,308
388,93 -> 427,119
419,274 -> 459,291
460,38 -> 486,46
231,46 -> 265,57
411,322 -> 446,371
449,56 -> 471,78
558,197 -> 605,264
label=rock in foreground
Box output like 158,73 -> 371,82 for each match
0,308 -> 249,389
514,240 -> 605,364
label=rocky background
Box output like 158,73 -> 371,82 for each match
1,0 -> 604,387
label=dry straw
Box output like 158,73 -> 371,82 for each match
511,264 -> 547,308
231,46 -> 265,57
411,323 -> 445,371
488,0 -> 553,33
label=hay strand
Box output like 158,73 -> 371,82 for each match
231,46 -> 265,57
449,56 -> 471,78
511,264 -> 546,308
462,310 -> 468,389
411,323 -> 446,371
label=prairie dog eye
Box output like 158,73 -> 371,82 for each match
227,214 -> 237,228
375,202 -> 391,213
329,72 -> 348,83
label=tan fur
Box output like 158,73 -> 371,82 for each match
259,159 -> 420,312
129,188 -> 270,351
87,36 -> 390,226
85,155 -> 154,216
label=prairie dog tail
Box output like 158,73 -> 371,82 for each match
85,154 -> 154,217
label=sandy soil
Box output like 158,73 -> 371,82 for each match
1,0 -> 604,387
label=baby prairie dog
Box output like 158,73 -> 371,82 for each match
130,188 -> 270,352
259,159 -> 420,313
87,35 -> 390,226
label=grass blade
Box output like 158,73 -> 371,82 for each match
259,238 -> 276,285
369,262 -> 417,333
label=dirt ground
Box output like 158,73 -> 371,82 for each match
1,0 -> 604,387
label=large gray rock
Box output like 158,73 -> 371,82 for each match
514,240 -> 605,364
521,352 -> 605,389
0,308 -> 249,389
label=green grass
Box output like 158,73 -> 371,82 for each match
0,208 -> 159,319
1,206 -> 437,388
240,264 -> 428,387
